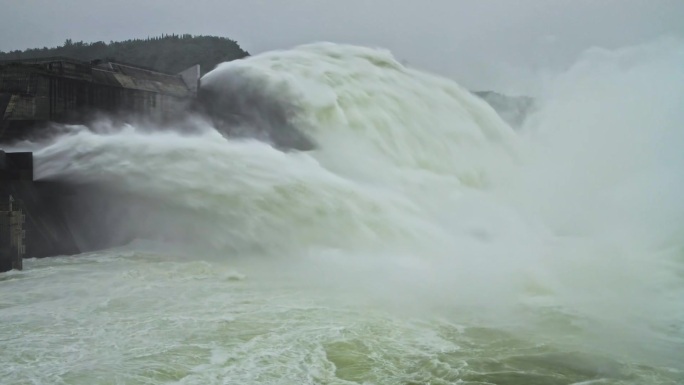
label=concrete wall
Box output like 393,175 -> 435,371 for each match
1,59 -> 197,142
178,64 -> 200,96
0,205 -> 14,272
1,152 -> 32,272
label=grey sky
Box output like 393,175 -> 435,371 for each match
1,0 -> 683,92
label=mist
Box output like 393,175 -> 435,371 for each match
21,40 -> 683,370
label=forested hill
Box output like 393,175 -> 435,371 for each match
0,34 -> 249,75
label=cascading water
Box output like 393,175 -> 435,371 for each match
1,40 -> 683,384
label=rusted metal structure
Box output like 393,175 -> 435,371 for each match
0,57 -> 199,141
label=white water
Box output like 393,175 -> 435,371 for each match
2,40 -> 683,384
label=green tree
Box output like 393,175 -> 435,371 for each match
0,35 -> 249,75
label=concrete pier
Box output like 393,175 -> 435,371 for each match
1,150 -> 31,272
0,151 -> 33,272
0,194 -> 25,271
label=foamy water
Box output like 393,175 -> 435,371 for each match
1,39 -> 683,384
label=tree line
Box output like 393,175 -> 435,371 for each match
0,34 -> 250,75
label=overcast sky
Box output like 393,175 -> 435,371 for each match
1,0 -> 683,92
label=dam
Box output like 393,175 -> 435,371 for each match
1,55 -> 531,272
0,57 -> 199,141
0,57 -> 200,272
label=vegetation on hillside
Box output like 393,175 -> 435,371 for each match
0,34 -> 249,75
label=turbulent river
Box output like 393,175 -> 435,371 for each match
1,40 -> 684,384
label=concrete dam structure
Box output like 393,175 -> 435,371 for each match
0,55 -> 323,272
0,58 -> 201,272
0,57 -> 199,142
0,56 -> 528,273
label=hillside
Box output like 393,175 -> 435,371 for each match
0,34 -> 249,75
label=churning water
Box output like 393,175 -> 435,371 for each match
1,40 -> 684,384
